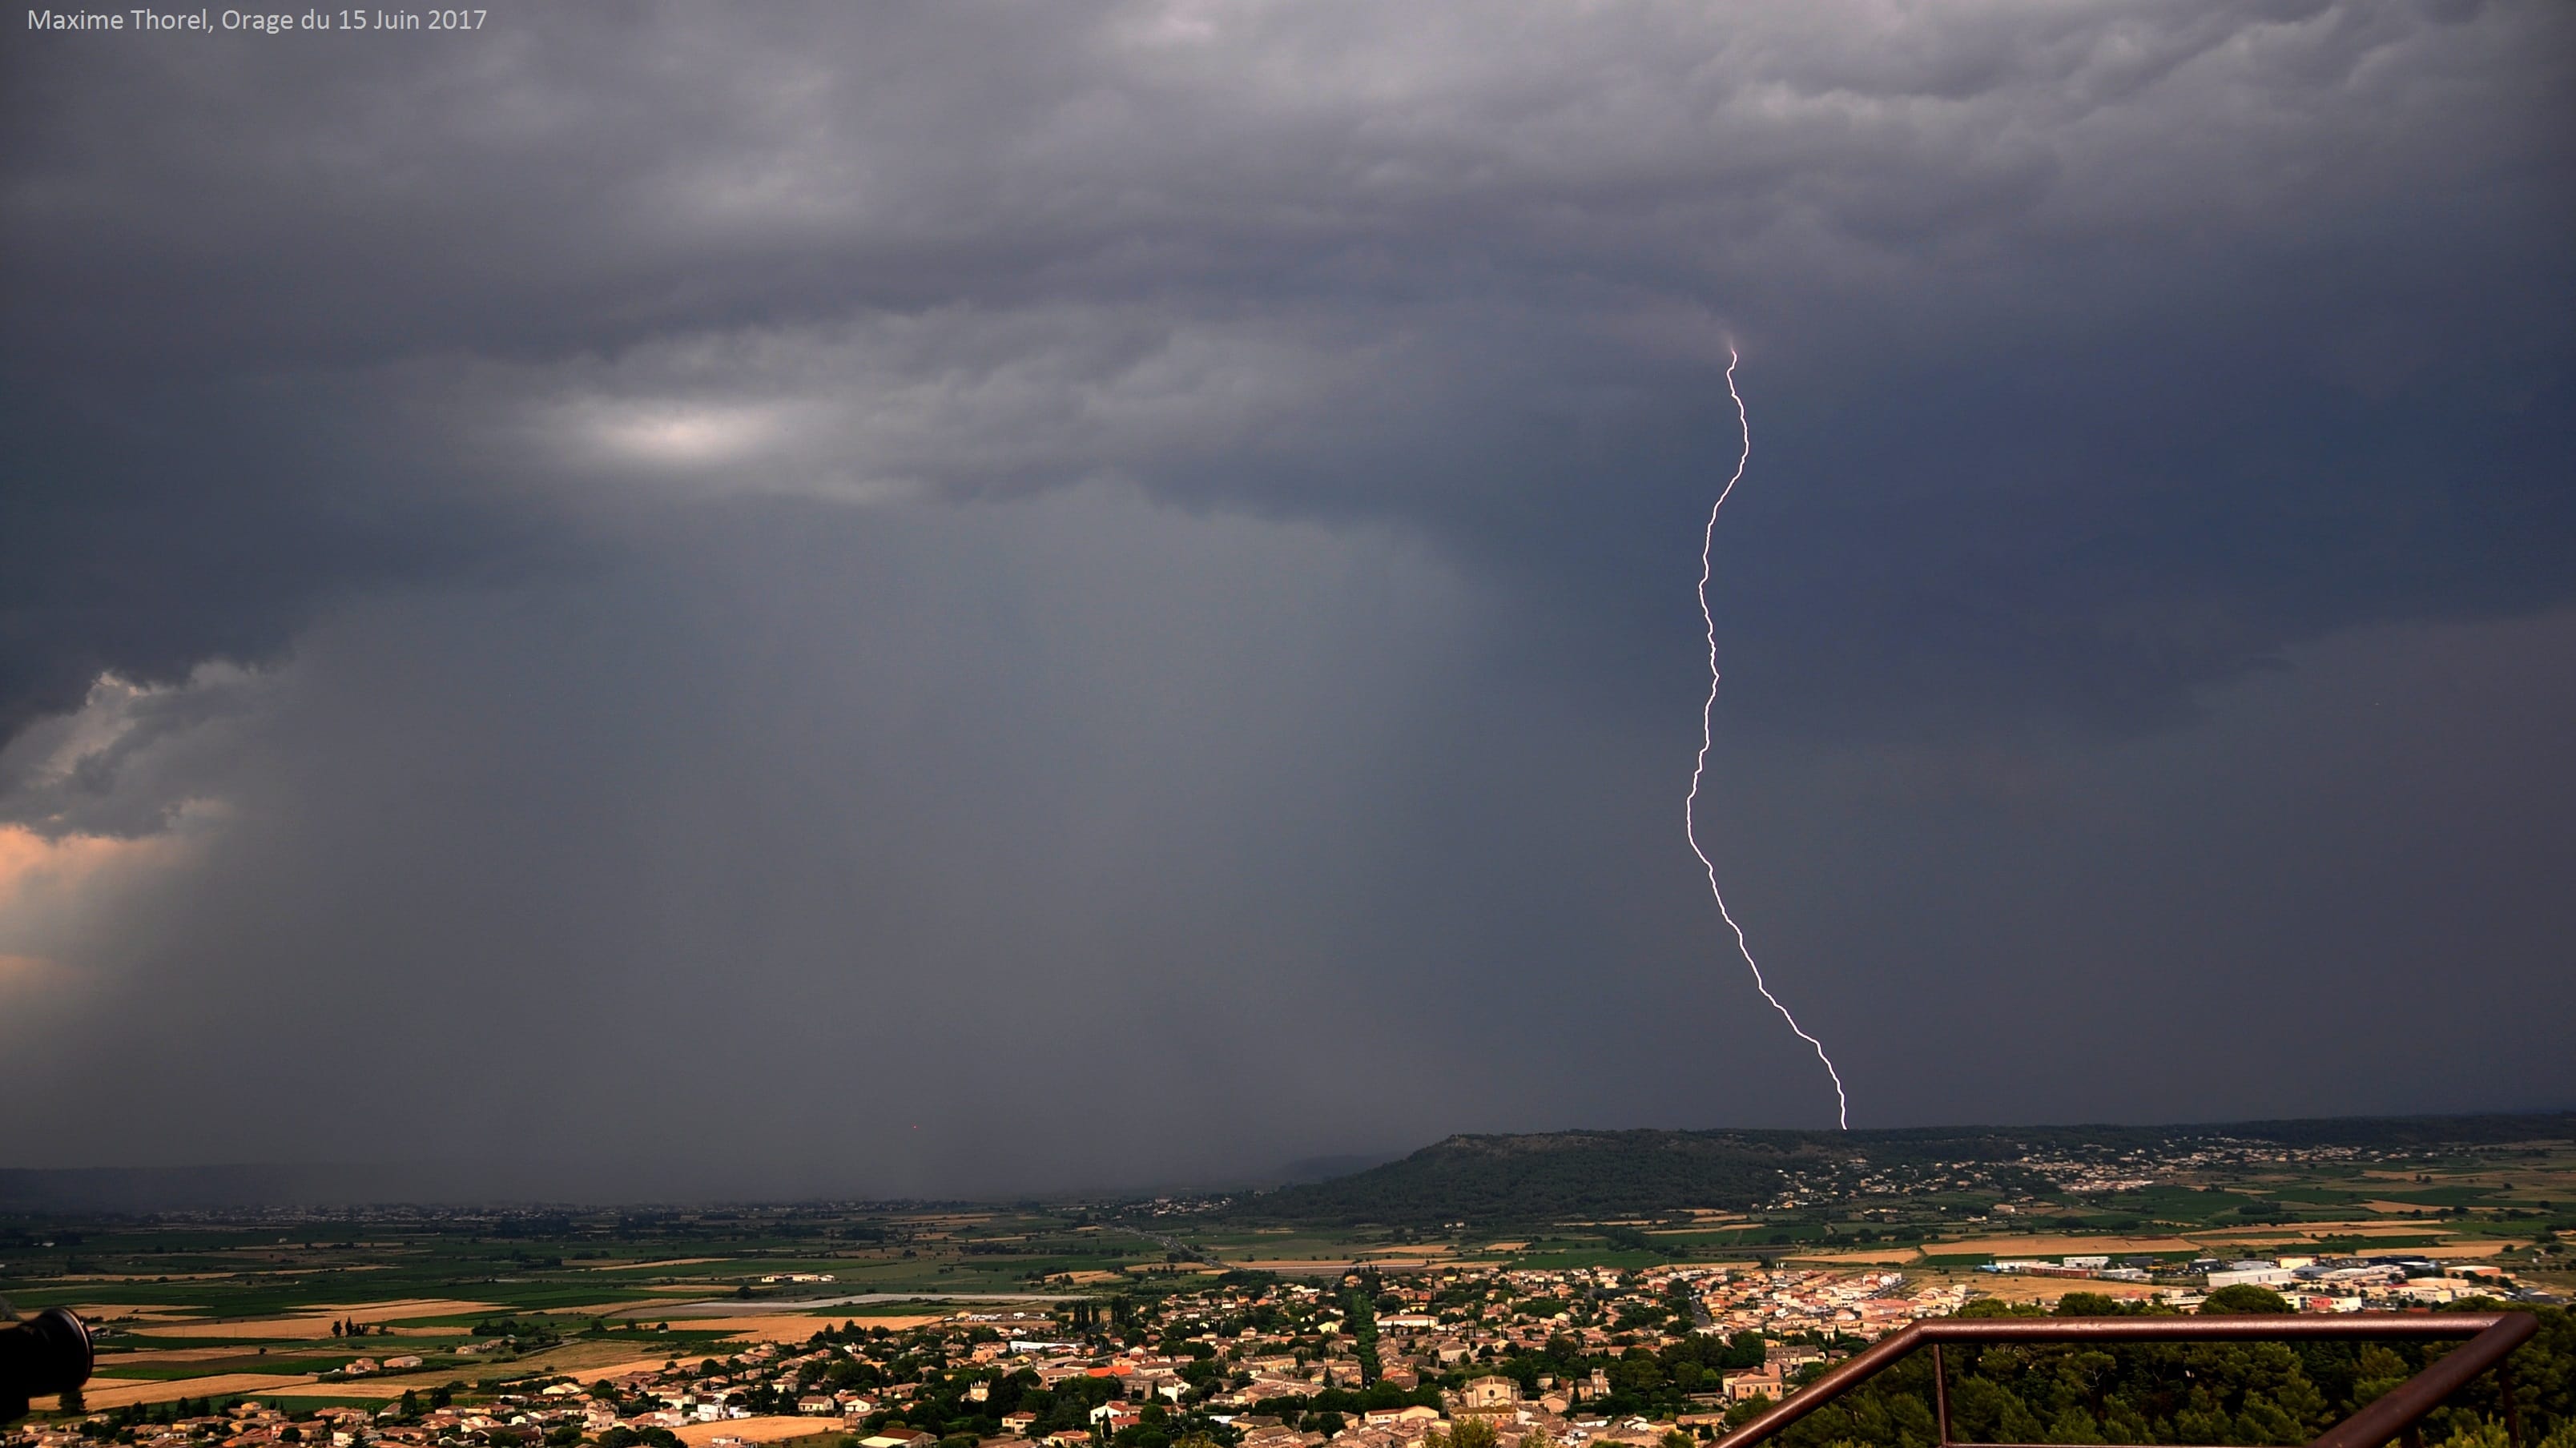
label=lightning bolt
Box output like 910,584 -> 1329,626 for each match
1687,348 -> 1851,1130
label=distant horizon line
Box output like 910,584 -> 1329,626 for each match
4,1105 -> 2569,1213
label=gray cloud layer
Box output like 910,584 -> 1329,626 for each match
2,0 -> 2570,1192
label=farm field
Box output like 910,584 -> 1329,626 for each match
0,1205 -> 1156,1417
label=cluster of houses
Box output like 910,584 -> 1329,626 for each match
2205,1254 -> 2522,1311
1680,1268 -> 1966,1338
1978,1252 -> 2528,1310
932,1265 -> 1966,1448
10,1397 -> 609,1448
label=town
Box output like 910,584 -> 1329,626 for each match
6,1118 -> 2571,1448
10,1249 -> 2563,1448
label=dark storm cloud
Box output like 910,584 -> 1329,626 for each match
2,0 -> 2571,1185
10,0 -> 2569,735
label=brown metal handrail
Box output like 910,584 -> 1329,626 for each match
1713,1312 -> 2538,1448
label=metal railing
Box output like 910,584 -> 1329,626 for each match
1714,1312 -> 2538,1448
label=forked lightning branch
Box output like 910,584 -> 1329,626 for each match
1687,349 -> 1854,1129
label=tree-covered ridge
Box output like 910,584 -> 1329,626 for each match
1231,1115 -> 2576,1228
1242,1131 -> 1812,1225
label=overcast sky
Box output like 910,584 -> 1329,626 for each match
2,0 -> 2570,1200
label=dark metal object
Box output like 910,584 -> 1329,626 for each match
2310,1314 -> 2538,1448
1715,1312 -> 2538,1448
0,1306 -> 94,1423
2499,1362 -> 2522,1448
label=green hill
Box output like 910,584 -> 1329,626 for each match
1238,1128 -> 1824,1225
1229,1112 -> 2576,1229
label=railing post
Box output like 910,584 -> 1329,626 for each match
2500,1362 -> 2520,1448
1932,1343 -> 1950,1446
